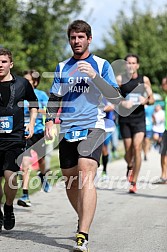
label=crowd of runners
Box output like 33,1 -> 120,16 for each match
0,19 -> 166,252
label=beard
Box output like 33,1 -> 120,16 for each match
72,44 -> 89,56
73,51 -> 84,55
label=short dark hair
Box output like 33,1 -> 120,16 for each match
67,20 -> 92,39
23,69 -> 41,84
0,48 -> 13,62
124,54 -> 140,63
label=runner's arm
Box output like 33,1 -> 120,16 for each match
77,61 -> 123,104
45,93 -> 62,122
144,76 -> 155,105
45,93 -> 62,140
92,74 -> 123,104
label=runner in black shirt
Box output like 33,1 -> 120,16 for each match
117,54 -> 154,193
0,48 -> 38,231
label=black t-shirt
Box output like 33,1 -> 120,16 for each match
118,75 -> 145,123
0,82 -> 10,107
0,75 -> 38,144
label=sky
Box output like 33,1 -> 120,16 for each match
76,0 -> 167,49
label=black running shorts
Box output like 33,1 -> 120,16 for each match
0,142 -> 25,177
119,121 -> 146,139
59,128 -> 105,169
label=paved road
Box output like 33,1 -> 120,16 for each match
0,147 -> 167,252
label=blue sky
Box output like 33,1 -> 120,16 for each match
76,0 -> 167,49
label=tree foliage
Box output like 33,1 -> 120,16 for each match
0,0 -> 28,70
20,0 -> 83,72
0,0 -> 84,90
1,0 -> 166,93
94,2 -> 167,90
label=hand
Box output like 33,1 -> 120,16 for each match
139,95 -> 147,105
25,123 -> 34,139
77,61 -> 96,79
121,100 -> 134,109
104,104 -> 115,112
45,121 -> 57,140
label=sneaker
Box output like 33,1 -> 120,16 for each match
113,151 -> 119,159
152,177 -> 167,184
129,182 -> 137,193
154,143 -> 160,151
3,208 -> 15,230
73,234 -> 89,252
42,178 -> 52,193
101,171 -> 109,181
38,172 -> 52,193
0,210 -> 3,232
17,194 -> 31,207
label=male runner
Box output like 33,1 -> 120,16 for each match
45,20 -> 121,252
0,48 -> 38,231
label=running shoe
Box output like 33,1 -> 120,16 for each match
42,178 -> 52,193
17,194 -> 32,207
38,172 -> 52,193
152,177 -> 167,184
73,234 -> 89,252
0,209 -> 3,232
3,208 -> 15,230
100,171 -> 109,181
112,151 -> 119,159
129,182 -> 137,193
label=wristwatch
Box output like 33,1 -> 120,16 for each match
45,118 -> 55,123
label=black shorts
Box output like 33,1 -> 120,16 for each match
0,142 -> 25,177
24,132 -> 46,158
59,128 -> 104,169
159,130 -> 167,155
119,121 -> 146,139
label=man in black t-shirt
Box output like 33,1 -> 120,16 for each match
0,48 -> 38,231
117,54 -> 154,193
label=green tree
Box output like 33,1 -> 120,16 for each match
19,0 -> 84,90
94,2 -> 167,90
0,0 -> 28,70
0,0 -> 84,90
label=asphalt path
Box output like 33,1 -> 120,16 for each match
0,147 -> 167,252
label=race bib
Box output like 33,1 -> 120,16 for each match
0,116 -> 13,133
126,93 -> 141,105
64,129 -> 88,142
